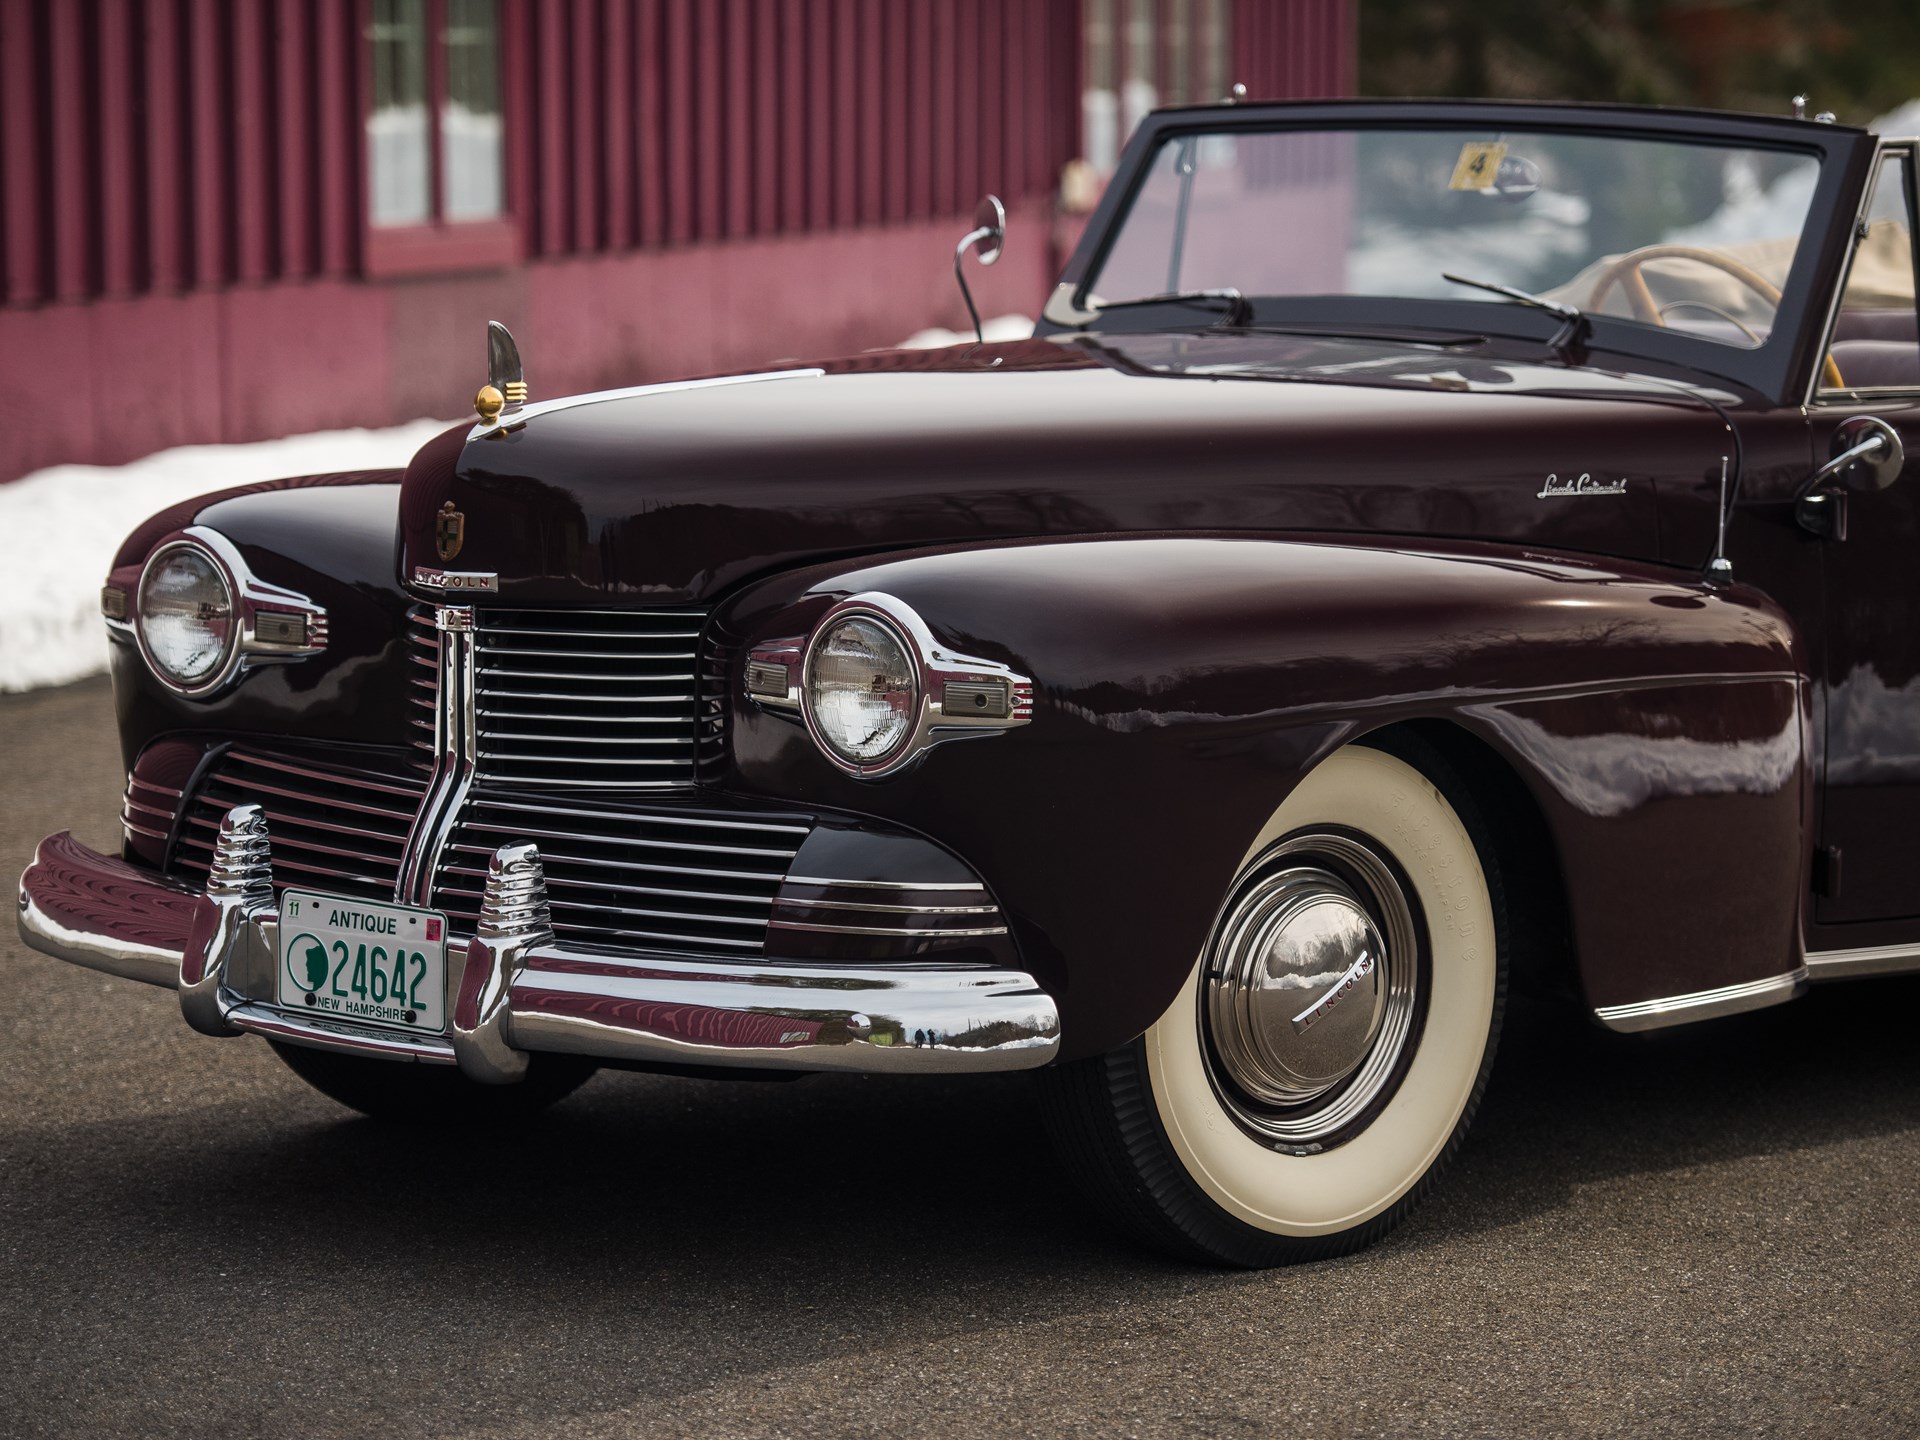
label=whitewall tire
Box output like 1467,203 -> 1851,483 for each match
1040,738 -> 1507,1266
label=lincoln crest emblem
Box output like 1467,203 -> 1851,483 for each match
436,502 -> 466,561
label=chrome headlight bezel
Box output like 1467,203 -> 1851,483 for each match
135,539 -> 240,696
800,603 -> 925,777
754,591 -> 1034,781
124,526 -> 330,700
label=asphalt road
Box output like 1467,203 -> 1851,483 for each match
3,677 -> 1918,1439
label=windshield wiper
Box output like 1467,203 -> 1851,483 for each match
1090,287 -> 1254,328
1441,272 -> 1591,362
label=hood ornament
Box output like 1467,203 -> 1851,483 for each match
473,320 -> 529,427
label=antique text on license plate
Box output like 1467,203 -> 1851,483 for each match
275,890 -> 449,1035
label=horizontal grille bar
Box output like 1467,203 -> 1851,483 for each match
457,820 -> 799,862
433,792 -> 810,955
478,645 -> 698,662
482,626 -> 703,640
476,710 -> 689,726
170,744 -> 429,906
476,688 -> 694,706
469,605 -> 708,795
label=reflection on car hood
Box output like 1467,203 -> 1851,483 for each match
399,331 -> 1736,605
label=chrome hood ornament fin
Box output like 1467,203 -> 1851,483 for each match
473,319 -> 528,428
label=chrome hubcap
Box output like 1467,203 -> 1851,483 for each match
1201,830 -> 1423,1146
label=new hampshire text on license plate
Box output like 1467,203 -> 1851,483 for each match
275,890 -> 448,1035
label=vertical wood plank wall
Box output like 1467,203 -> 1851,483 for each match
0,0 -> 1124,308
0,0 -> 1352,481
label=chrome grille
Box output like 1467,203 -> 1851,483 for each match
407,605 -> 440,773
122,775 -> 183,847
173,746 -> 429,902
472,608 -> 704,789
433,795 -> 809,954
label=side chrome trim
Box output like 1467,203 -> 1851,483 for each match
781,876 -> 987,892
1594,967 -> 1807,1033
1805,943 -> 1920,981
465,367 -> 825,442
773,897 -> 1002,915
766,918 -> 1012,937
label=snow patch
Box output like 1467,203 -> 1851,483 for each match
896,313 -> 1035,349
0,419 -> 451,694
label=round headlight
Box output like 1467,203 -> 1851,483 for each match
805,614 -> 920,768
138,544 -> 236,689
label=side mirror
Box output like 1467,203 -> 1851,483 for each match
952,194 -> 1007,343
1795,415 -> 1905,540
1797,415 -> 1905,500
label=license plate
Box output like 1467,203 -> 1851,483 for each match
276,889 -> 448,1036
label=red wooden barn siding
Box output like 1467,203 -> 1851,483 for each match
1,0 -> 367,307
0,0 -> 1079,309
1235,0 -> 1355,101
0,0 -> 1352,484
510,0 -> 1079,259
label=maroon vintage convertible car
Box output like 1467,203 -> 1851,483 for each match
21,98 -> 1920,1265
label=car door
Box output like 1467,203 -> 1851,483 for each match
1810,141 -> 1920,924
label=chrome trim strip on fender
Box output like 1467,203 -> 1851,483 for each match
1594,966 -> 1808,1033
1804,943 -> 1920,981
781,876 -> 988,892
465,367 -> 826,442
765,919 -> 1012,937
772,897 -> 1002,915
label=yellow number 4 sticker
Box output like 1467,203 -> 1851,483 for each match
1448,140 -> 1509,191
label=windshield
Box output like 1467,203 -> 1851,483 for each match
1088,127 -> 1825,351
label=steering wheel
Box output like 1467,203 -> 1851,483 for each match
1588,243 -> 1845,388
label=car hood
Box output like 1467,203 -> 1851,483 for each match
399,330 -> 1737,606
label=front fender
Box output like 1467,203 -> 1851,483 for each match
715,534 -> 1807,1058
109,471 -> 420,776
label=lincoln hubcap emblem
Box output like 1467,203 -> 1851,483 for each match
436,502 -> 466,561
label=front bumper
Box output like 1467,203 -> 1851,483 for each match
18,819 -> 1061,1079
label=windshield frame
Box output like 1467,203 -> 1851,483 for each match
1042,99 -> 1875,403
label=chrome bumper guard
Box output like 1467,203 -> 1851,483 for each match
17,810 -> 1062,1080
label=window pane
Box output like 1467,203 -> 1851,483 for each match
1093,127 -> 1823,353
368,0 -> 430,227
443,0 -> 503,221
1822,154 -> 1919,392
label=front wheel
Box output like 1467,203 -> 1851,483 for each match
1040,742 -> 1507,1266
